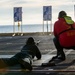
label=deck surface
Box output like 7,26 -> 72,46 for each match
0,35 -> 75,75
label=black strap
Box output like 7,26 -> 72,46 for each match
58,24 -> 75,36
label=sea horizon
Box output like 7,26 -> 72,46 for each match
0,24 -> 53,33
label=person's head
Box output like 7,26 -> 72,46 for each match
58,11 -> 67,18
26,37 -> 35,45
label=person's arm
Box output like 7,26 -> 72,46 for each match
35,46 -> 41,60
54,21 -> 59,39
21,45 -> 25,52
54,22 -> 57,37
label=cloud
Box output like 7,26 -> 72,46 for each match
0,0 -> 75,25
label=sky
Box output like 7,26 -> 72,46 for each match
0,0 -> 75,25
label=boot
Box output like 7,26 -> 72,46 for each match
19,59 -> 32,71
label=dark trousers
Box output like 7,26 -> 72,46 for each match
3,52 -> 30,66
53,37 -> 65,57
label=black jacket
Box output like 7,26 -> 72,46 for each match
21,44 -> 41,59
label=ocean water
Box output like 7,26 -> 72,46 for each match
0,24 -> 52,33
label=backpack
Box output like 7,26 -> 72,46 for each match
64,16 -> 74,25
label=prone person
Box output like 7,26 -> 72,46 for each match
0,37 -> 41,71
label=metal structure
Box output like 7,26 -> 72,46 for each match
43,6 -> 52,34
13,7 -> 23,36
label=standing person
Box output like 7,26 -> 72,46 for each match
50,10 -> 75,62
0,37 -> 41,71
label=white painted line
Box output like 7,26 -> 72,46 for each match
0,55 -> 14,58
65,49 -> 73,56
0,50 -> 20,52
6,43 -> 24,45
47,49 -> 56,55
0,37 -> 12,39
0,54 -> 55,66
33,55 -> 55,66
6,43 -> 12,45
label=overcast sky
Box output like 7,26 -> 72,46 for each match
0,0 -> 75,25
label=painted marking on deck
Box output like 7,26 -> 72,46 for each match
47,49 -> 56,54
32,55 -> 55,66
65,49 -> 73,56
6,43 -> 12,45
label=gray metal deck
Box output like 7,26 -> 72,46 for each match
0,35 -> 75,75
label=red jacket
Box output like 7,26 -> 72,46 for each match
54,18 -> 75,47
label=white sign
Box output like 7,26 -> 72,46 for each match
14,7 -> 22,22
43,6 -> 52,21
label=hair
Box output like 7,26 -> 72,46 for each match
26,37 -> 35,45
58,11 -> 67,18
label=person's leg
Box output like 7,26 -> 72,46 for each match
2,52 -> 26,67
0,52 -> 32,70
19,58 -> 32,71
51,37 -> 65,60
0,59 -> 8,69
3,52 -> 29,66
3,57 -> 19,67
14,52 -> 32,71
0,56 -> 19,69
53,37 -> 64,56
